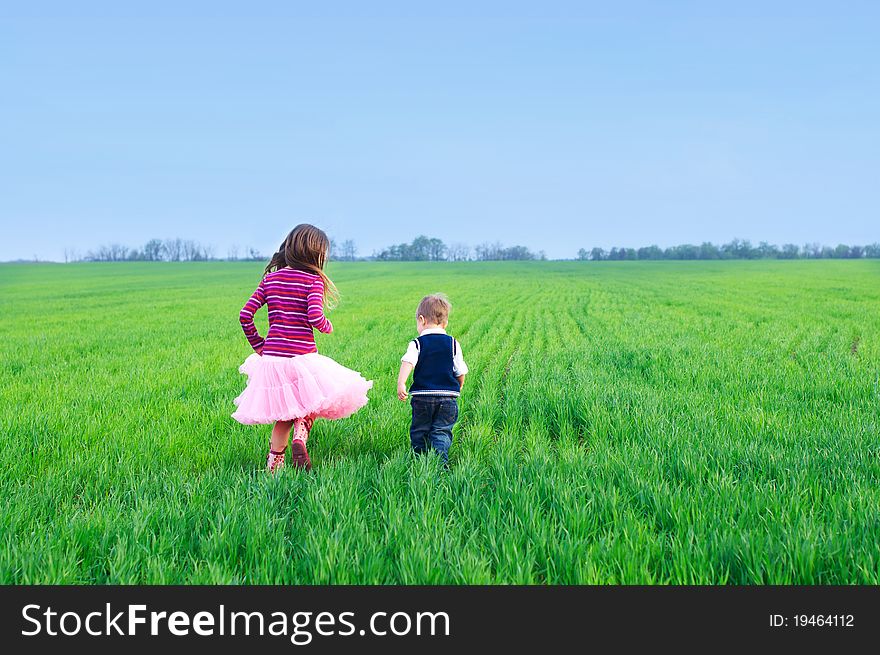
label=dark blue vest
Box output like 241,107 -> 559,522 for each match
410,333 -> 460,396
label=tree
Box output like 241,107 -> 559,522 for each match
143,239 -> 163,261
865,243 -> 880,258
802,242 -> 822,259
163,239 -> 183,262
181,240 -> 201,261
721,238 -> 754,259
757,241 -> 779,258
665,244 -> 699,260
637,245 -> 663,260
377,236 -> 442,261
85,244 -> 124,261
227,245 -> 240,261
780,244 -> 800,259
447,243 -> 471,261
697,242 -> 720,260
590,247 -> 606,261
408,236 -> 429,261
834,244 -> 851,258
474,242 -> 503,261
427,238 -> 446,261
501,245 -> 534,260
340,240 -> 358,261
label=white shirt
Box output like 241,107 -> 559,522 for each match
401,327 -> 469,376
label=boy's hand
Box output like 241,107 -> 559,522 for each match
397,362 -> 414,401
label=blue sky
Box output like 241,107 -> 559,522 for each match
1,1 -> 878,260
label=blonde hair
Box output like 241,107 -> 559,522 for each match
416,293 -> 451,325
264,223 -> 339,308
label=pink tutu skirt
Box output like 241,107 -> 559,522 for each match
232,353 -> 373,425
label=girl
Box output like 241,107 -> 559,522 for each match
232,224 -> 372,472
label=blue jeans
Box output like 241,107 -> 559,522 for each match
410,396 -> 459,465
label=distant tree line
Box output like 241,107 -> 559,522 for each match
375,235 -> 544,261
69,239 -> 264,262
577,240 -> 880,261
60,236 -> 880,264
71,237 -> 361,263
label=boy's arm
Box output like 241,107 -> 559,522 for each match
397,362 -> 414,401
398,339 -> 419,400
452,339 -> 468,390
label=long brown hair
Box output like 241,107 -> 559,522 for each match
264,224 -> 339,308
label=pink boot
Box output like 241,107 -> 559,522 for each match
290,417 -> 313,471
266,448 -> 286,473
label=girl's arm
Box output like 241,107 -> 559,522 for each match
239,281 -> 266,353
307,278 -> 333,334
397,362 -> 414,401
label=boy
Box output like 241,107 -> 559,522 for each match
397,293 -> 468,466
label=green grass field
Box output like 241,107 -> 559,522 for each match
1,260 -> 878,584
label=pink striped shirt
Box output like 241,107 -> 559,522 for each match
239,267 -> 333,357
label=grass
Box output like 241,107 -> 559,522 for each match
1,259 -> 878,584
